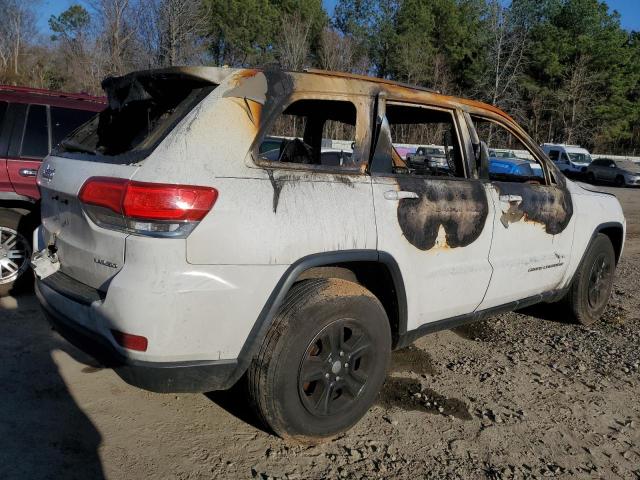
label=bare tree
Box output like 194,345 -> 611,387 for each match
481,0 -> 529,110
557,55 -> 599,145
319,28 -> 355,72
0,0 -> 37,80
277,13 -> 310,71
90,0 -> 138,76
137,0 -> 206,68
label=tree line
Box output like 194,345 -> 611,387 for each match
0,0 -> 638,154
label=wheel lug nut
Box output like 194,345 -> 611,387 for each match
325,373 -> 330,378
336,376 -> 341,381
339,351 -> 344,356
344,363 -> 349,368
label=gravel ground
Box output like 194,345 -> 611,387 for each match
1,183 -> 639,480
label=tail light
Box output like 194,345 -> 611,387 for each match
79,177 -> 218,237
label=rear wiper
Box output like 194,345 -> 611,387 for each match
59,140 -> 96,155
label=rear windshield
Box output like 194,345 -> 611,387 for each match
55,74 -> 216,163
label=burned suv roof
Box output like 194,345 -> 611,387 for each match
111,66 -> 515,123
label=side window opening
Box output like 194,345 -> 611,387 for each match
380,103 -> 466,178
20,104 -> 49,159
258,99 -> 357,168
471,116 -> 545,184
548,149 -> 559,161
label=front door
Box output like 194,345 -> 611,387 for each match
370,99 -> 495,329
469,116 -> 576,309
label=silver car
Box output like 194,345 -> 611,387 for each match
586,158 -> 640,187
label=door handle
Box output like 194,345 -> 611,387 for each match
499,194 -> 522,204
19,168 -> 39,177
384,190 -> 419,200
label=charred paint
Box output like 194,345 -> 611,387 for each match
396,178 -> 489,250
493,182 -> 573,235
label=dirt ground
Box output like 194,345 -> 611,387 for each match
1,183 -> 639,480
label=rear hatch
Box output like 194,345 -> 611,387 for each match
38,69 -> 219,291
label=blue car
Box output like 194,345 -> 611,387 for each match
489,150 -> 539,178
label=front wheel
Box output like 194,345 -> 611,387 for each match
0,210 -> 33,297
563,234 -> 616,325
247,278 -> 391,443
615,175 -> 625,187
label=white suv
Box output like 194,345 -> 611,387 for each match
33,67 -> 625,442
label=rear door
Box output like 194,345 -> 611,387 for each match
7,103 -> 48,198
7,104 -> 97,199
370,98 -> 495,328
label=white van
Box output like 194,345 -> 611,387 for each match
541,143 -> 593,175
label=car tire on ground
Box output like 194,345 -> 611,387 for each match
615,175 -> 625,187
563,234 -> 616,326
247,278 -> 391,444
586,172 -> 596,184
0,209 -> 33,297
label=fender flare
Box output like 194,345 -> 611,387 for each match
224,250 -> 407,388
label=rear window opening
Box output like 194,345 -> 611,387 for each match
56,72 -> 217,163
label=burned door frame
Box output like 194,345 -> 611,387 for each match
249,90 -> 373,176
466,114 -> 576,309
368,94 -> 496,327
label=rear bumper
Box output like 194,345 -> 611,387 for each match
36,279 -> 238,393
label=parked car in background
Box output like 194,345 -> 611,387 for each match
541,143 -> 593,176
406,146 -> 449,172
0,85 -> 104,295
32,67 -> 624,443
489,150 -> 534,178
488,149 -> 543,179
586,158 -> 640,187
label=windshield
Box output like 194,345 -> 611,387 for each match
568,152 -> 592,163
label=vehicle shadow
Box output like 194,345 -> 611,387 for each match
204,380 -> 271,435
0,295 -> 105,479
516,302 -> 574,325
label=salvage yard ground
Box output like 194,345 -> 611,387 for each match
1,183 -> 639,480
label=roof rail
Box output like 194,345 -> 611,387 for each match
302,68 -> 441,94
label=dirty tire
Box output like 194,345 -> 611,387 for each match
0,210 -> 33,297
564,234 -> 616,325
247,278 -> 391,444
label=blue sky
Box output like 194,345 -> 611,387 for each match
37,0 -> 640,34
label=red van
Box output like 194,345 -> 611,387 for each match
0,85 -> 104,295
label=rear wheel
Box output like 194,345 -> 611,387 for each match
247,278 -> 391,443
564,234 -> 616,325
615,175 -> 625,187
0,210 -> 33,297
